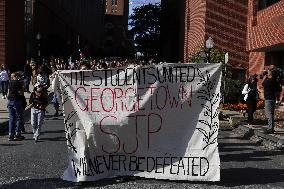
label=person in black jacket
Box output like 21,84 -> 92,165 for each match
7,73 -> 25,141
262,70 -> 277,134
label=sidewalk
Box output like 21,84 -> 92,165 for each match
221,109 -> 284,150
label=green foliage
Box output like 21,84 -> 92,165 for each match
221,77 -> 245,104
189,47 -> 245,104
129,3 -> 161,59
189,47 -> 225,64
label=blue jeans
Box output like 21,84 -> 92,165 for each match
264,100 -> 275,130
31,108 -> 45,138
7,100 -> 24,136
1,81 -> 8,96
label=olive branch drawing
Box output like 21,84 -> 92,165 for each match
196,68 -> 219,150
57,74 -> 80,153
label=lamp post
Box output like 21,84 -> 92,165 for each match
223,52 -> 229,104
36,32 -> 41,64
205,37 -> 214,63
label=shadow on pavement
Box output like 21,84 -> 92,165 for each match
0,177 -> 124,189
219,147 -> 255,152
219,142 -> 260,147
0,178 -> 73,189
44,130 -> 65,134
218,167 -> 284,187
40,137 -> 66,142
220,150 -> 284,162
0,143 -> 23,146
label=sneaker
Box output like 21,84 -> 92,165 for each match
34,136 -> 39,143
8,136 -> 15,141
14,135 -> 25,140
2,96 -> 5,99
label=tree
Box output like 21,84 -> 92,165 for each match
189,48 -> 245,104
129,3 -> 161,60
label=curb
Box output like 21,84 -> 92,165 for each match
234,123 -> 284,150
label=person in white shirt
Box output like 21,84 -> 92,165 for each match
0,66 -> 9,99
242,75 -> 258,124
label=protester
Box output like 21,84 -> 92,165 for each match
0,66 -> 9,99
272,66 -> 284,105
262,70 -> 276,134
24,60 -> 32,93
29,84 -> 48,142
15,71 -> 28,133
30,60 -> 38,85
7,73 -> 25,141
50,71 -> 61,117
242,75 -> 258,124
36,66 -> 50,92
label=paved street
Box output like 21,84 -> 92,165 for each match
0,104 -> 283,189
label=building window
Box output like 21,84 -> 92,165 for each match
258,0 -> 280,11
112,0 -> 118,6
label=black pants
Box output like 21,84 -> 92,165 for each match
1,81 -> 8,96
247,99 -> 257,124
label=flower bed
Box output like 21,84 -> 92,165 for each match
223,100 -> 264,111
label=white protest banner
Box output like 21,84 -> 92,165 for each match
54,63 -> 222,182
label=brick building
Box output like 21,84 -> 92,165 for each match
247,0 -> 284,75
0,0 -> 25,71
33,0 -> 106,58
161,0 -> 249,78
32,0 -> 131,59
103,0 -> 133,57
160,0 -> 185,62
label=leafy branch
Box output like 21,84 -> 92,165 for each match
196,68 -> 220,150
57,74 -> 79,153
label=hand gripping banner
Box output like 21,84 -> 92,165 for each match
54,63 -> 222,182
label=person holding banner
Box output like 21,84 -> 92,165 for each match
242,75 -> 258,124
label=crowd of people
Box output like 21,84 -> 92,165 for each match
0,62 -> 50,142
1,55 -> 283,142
0,56 -> 161,142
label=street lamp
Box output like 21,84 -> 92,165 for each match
36,32 -> 41,64
205,37 -> 214,63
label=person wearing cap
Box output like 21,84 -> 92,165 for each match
29,84 -> 48,142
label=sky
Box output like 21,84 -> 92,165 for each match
129,0 -> 160,15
